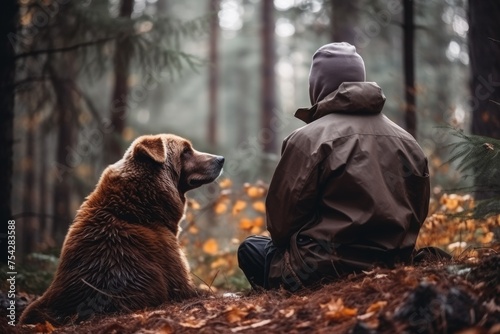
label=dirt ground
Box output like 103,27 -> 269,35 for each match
2,248 -> 499,334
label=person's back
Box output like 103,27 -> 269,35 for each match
238,43 -> 430,291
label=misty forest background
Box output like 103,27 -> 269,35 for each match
1,0 -> 499,291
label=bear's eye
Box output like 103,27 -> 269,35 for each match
181,147 -> 192,157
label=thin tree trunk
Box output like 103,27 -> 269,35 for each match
39,124 -> 53,249
51,61 -> 77,246
330,0 -> 358,44
0,0 -> 19,263
403,0 -> 416,138
106,0 -> 134,165
261,0 -> 277,154
208,0 -> 219,148
22,112 -> 38,256
469,0 -> 500,138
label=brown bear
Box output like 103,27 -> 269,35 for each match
20,134 -> 224,325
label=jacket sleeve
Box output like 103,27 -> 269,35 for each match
265,135 -> 326,248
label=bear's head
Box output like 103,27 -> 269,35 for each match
94,134 -> 224,229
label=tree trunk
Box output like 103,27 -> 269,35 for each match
403,0 -> 416,139
208,0 -> 219,148
22,112 -> 38,256
105,0 -> 134,165
39,124 -> 53,250
261,0 -> 277,155
330,0 -> 358,44
0,0 -> 19,263
51,60 -> 77,246
469,0 -> 500,138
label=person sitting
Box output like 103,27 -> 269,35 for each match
238,42 -> 433,291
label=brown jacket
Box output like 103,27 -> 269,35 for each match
266,82 -> 430,290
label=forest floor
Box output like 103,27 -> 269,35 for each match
4,247 -> 500,334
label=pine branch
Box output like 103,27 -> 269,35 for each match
15,36 -> 115,59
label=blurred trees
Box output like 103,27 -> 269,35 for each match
0,0 -> 19,262
10,0 -> 205,258
329,0 -> 358,44
261,0 -> 277,156
105,0 -> 134,165
4,0 -> 482,262
468,0 -> 500,139
403,0 -> 416,138
208,0 -> 220,147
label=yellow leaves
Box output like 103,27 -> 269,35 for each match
187,199 -> 201,210
214,201 -> 228,215
478,231 -> 494,244
239,218 -> 253,230
417,193 -> 499,253
188,225 -> 199,234
239,217 -> 265,233
219,178 -> 233,189
320,298 -> 357,321
232,200 -> 247,215
252,201 -> 266,213
202,238 -> 219,255
245,184 -> 266,198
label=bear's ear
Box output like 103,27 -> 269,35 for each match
133,136 -> 167,163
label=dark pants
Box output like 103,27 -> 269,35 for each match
237,235 -> 277,289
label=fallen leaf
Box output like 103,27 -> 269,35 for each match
321,298 -> 358,321
33,321 -> 55,333
188,199 -> 201,210
214,202 -> 228,215
279,308 -> 295,318
253,216 -> 264,227
252,201 -> 266,213
226,305 -> 249,323
239,218 -> 253,230
188,225 -> 199,234
179,317 -> 207,329
232,200 -> 247,215
366,300 -> 387,313
219,178 -> 233,188
246,186 -> 265,199
202,238 -> 219,255
230,319 -> 272,332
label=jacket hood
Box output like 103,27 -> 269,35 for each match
309,43 -> 366,105
295,82 -> 386,124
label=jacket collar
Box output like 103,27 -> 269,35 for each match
295,82 -> 386,124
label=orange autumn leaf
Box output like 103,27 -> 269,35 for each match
232,200 -> 247,215
247,186 -> 265,199
219,178 -> 233,189
252,201 -> 266,213
366,301 -> 387,313
253,216 -> 264,227
250,225 -> 262,234
33,321 -> 55,333
214,202 -> 228,215
211,257 -> 229,269
187,199 -> 201,210
321,298 -> 358,321
478,231 -> 494,244
239,218 -> 253,230
188,225 -> 199,234
226,305 -> 249,323
202,238 -> 219,255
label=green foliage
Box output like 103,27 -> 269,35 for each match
0,253 -> 58,295
443,126 -> 500,218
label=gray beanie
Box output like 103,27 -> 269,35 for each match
308,42 -> 366,105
